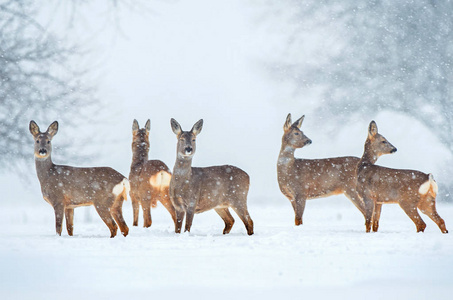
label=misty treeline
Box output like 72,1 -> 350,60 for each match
2,0 -> 453,197
0,0 -> 143,173
0,0 -> 99,172
267,0 -> 453,153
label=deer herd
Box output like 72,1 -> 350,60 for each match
29,114 -> 448,237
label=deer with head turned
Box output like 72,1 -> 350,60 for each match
277,113 -> 367,228
357,120 -> 448,233
29,121 -> 129,238
129,119 -> 177,229
169,118 -> 254,235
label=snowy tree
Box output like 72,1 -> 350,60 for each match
268,0 -> 453,153
0,0 -> 99,172
0,0 -> 146,173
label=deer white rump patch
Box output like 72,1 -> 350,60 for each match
112,178 -> 131,197
418,173 -> 438,195
150,171 -> 171,189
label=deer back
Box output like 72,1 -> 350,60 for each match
129,119 -> 171,200
42,165 -> 127,207
277,113 -> 359,199
30,120 -> 128,209
357,120 -> 431,204
170,118 -> 250,212
285,157 -> 360,199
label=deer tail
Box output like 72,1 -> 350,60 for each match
112,178 -> 130,201
418,173 -> 438,198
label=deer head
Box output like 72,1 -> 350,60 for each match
132,119 -> 151,154
365,120 -> 397,160
29,121 -> 58,160
282,113 -> 312,149
171,118 -> 203,159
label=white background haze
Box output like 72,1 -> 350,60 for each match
1,1 -> 452,299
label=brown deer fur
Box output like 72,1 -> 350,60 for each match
29,121 -> 129,238
129,119 -> 177,229
169,118 -> 254,235
277,114 -> 367,228
357,121 -> 448,233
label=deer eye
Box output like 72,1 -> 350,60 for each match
381,141 -> 386,144
294,132 -> 299,135
36,140 -> 39,143
192,139 -> 196,142
47,141 -> 50,144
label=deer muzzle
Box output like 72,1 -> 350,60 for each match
184,146 -> 193,155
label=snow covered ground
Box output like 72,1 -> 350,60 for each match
3,1 -> 452,299
1,196 -> 452,300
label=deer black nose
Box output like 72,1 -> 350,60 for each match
184,146 -> 193,154
390,148 -> 397,153
305,139 -> 312,146
39,149 -> 47,155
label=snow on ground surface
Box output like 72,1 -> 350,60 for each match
1,196 -> 452,300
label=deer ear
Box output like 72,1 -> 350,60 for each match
132,119 -> 139,132
293,115 -> 305,129
171,118 -> 182,136
29,120 -> 40,136
191,119 -> 203,136
368,121 -> 378,138
284,113 -> 292,131
47,121 -> 59,137
145,119 -> 151,133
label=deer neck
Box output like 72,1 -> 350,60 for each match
359,140 -> 378,166
173,156 -> 193,181
278,144 -> 296,170
35,155 -> 54,183
131,146 -> 148,171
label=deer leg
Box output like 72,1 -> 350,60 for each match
215,208 -> 235,234
95,206 -> 118,238
399,202 -> 426,233
418,197 -> 448,234
174,209 -> 185,234
294,196 -> 306,226
64,207 -> 74,236
362,195 -> 374,233
372,203 -> 382,232
54,204 -> 64,236
130,194 -> 140,227
111,196 -> 129,237
345,189 -> 367,219
232,205 -> 254,236
184,203 -> 196,233
289,198 -> 297,212
142,199 -> 152,228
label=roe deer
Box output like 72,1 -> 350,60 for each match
169,118 -> 254,235
357,121 -> 448,233
129,119 -> 177,229
29,121 -> 129,238
277,113 -> 367,228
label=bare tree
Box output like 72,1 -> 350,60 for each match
0,0 -> 151,173
0,0 -> 101,172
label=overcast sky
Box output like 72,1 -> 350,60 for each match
15,0 -> 449,204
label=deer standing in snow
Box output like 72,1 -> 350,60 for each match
129,119 -> 177,229
357,121 -> 448,233
169,118 -> 254,235
277,113 -> 367,228
29,121 -> 129,238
